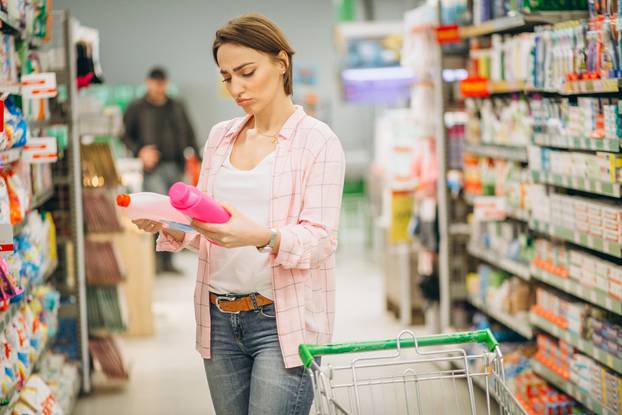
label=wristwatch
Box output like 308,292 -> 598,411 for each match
257,228 -> 278,253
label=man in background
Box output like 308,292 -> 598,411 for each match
123,67 -> 199,274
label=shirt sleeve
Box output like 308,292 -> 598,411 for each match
274,135 -> 346,270
156,230 -> 200,253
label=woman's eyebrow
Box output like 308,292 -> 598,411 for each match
220,62 -> 255,75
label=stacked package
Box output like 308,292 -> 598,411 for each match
514,372 -> 583,414
470,220 -> 532,264
528,146 -> 622,184
587,309 -> 622,359
532,238 -> 622,301
535,334 -> 622,414
533,287 -> 588,336
528,192 -> 622,247
466,266 -> 534,316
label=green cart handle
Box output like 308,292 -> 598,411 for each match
299,329 -> 499,368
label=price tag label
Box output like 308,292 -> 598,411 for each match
21,73 -> 58,98
0,223 -> 13,255
473,196 -> 506,221
22,137 -> 58,164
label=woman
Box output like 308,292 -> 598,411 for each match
133,13 -> 345,415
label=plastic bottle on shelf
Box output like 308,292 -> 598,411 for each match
168,182 -> 231,224
115,192 -> 194,232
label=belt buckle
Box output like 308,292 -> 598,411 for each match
215,295 -> 240,314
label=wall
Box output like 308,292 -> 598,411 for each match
54,0 -> 411,163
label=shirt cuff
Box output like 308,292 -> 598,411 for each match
156,231 -> 198,253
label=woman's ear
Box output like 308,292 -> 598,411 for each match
276,50 -> 289,72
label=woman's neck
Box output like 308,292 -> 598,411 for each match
252,95 -> 295,134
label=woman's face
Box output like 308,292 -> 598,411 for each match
217,43 -> 286,114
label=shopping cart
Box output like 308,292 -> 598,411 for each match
299,329 -> 528,415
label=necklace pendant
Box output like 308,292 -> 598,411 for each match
272,136 -> 278,144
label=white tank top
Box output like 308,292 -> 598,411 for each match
209,149 -> 275,300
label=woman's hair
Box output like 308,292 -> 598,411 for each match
212,13 -> 295,95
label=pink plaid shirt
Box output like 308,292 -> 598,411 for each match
157,106 -> 345,368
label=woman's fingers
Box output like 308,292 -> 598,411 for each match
132,219 -> 163,233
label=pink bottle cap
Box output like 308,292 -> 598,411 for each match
169,182 -> 196,209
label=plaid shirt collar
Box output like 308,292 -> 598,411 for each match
223,105 -> 306,143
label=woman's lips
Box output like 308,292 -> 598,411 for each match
236,98 -> 253,106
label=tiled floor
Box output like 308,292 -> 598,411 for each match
74,240 -> 490,414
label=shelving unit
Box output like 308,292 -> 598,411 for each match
530,170 -> 622,198
467,243 -> 530,281
0,7 -> 87,412
436,4 -> 622,413
466,296 -> 533,338
531,360 -> 616,415
530,312 -> 622,373
530,266 -> 622,315
463,142 -> 528,162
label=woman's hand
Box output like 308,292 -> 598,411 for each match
191,203 -> 271,249
132,219 -> 164,233
132,219 -> 185,242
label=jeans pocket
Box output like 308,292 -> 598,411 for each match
259,304 -> 277,319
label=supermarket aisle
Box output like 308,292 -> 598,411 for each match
74,242 -> 409,414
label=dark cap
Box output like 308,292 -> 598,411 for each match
148,67 -> 168,81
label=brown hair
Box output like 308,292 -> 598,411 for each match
212,13 -> 295,95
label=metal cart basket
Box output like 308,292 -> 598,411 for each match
299,329 -> 528,415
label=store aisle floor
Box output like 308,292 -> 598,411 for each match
75,242 -> 412,415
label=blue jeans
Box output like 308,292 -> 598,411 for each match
204,301 -> 314,415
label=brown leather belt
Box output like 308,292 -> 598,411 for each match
209,292 -> 273,313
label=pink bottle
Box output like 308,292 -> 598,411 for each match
116,192 -> 194,232
168,182 -> 231,224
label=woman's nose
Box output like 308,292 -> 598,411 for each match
229,77 -> 245,98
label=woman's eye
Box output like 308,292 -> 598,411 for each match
241,70 -> 255,78
222,78 -> 231,83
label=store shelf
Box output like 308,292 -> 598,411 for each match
458,12 -> 587,39
530,312 -> 622,374
532,133 -> 622,153
507,208 -> 530,222
464,142 -> 528,162
529,219 -> 622,258
0,148 -> 21,166
561,78 -> 622,95
467,243 -> 530,281
531,359 -> 616,415
530,170 -> 621,198
531,266 -> 622,316
467,296 -> 533,338
487,80 -> 526,94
